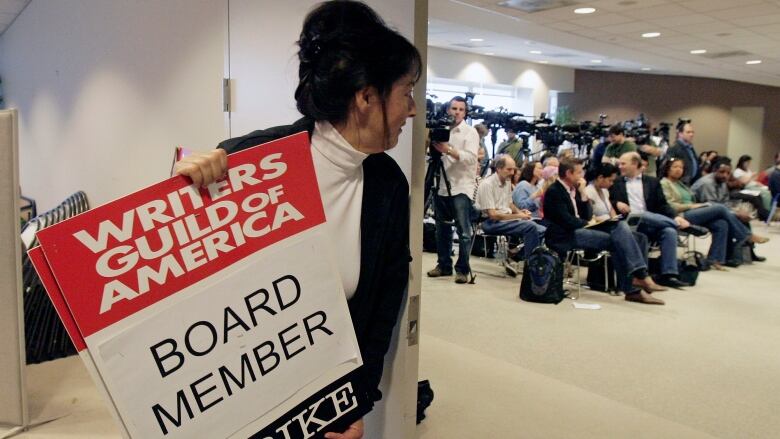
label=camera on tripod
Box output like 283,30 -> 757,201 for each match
623,113 -> 652,145
425,97 -> 454,157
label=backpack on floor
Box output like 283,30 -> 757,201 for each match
519,245 -> 565,304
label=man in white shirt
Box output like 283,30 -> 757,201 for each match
475,155 -> 546,261
611,152 -> 692,288
427,96 -> 480,283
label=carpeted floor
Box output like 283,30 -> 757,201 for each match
417,223 -> 780,439
8,224 -> 780,438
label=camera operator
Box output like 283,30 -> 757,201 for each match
427,96 -> 480,284
602,124 -> 637,165
496,128 -> 523,164
475,123 -> 490,177
636,135 -> 663,177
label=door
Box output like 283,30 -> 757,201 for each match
227,2 -> 425,437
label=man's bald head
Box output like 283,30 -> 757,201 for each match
618,151 -> 642,178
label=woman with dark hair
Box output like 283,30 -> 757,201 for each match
584,163 -> 620,221
512,161 -> 544,218
660,158 -> 755,270
733,154 -> 772,211
174,2 -> 421,437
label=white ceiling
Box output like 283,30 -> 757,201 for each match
429,0 -> 780,87
2,1 -> 779,86
0,0 -> 27,36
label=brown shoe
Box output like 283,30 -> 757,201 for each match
711,262 -> 728,271
632,277 -> 668,293
625,290 -> 665,305
454,272 -> 469,284
427,266 -> 453,277
750,234 -> 769,244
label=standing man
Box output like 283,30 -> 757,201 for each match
475,155 -> 546,261
666,121 -> 700,185
602,125 -> 637,165
611,152 -> 692,288
427,96 -> 480,284
496,128 -> 523,163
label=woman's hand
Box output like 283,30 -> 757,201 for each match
172,148 -> 227,187
324,419 -> 364,439
615,202 -> 631,215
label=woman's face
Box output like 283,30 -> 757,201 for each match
668,160 -> 684,180
596,174 -> 616,189
742,160 -> 751,171
532,162 -> 543,180
364,73 -> 417,152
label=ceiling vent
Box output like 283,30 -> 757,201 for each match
497,0 -> 581,14
701,50 -> 752,59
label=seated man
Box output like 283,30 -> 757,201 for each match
543,157 -> 666,305
610,152 -> 691,288
476,155 -> 546,261
692,158 -> 769,263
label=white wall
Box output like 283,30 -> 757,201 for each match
0,0 -> 228,209
1,1 -> 421,437
427,46 -> 575,115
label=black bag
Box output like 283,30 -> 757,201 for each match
417,380 -> 434,424
471,234 -> 497,258
678,250 -> 706,286
585,256 -> 616,292
520,245 -> 565,304
423,222 -> 437,253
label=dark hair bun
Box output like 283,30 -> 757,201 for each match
294,1 -> 421,124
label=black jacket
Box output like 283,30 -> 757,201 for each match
542,180 -> 592,255
610,174 -> 676,219
219,117 -> 410,407
666,140 -> 699,185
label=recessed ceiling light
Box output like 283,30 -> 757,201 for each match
484,52 -> 494,56
591,59 -> 602,63
470,38 -> 484,42
641,67 -> 652,71
539,61 -> 549,64
746,60 -> 762,65
690,49 -> 707,54
642,32 -> 661,38
529,50 -> 542,54
574,7 -> 596,14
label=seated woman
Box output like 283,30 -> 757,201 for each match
512,161 -> 544,219
585,163 -> 620,221
660,158 -> 758,270
733,154 -> 772,212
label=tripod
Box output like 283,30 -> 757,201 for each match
424,153 -> 452,215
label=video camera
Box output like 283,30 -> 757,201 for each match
623,113 -> 652,146
425,96 -> 453,146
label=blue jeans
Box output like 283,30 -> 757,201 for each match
574,221 -> 647,293
683,204 -> 749,264
635,212 -> 679,275
434,194 -> 476,274
481,219 -> 546,259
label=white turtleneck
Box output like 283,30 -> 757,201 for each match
310,121 -> 368,300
